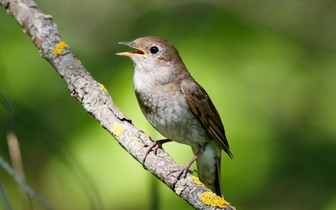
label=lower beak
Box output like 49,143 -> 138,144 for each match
116,52 -> 135,57
116,41 -> 146,57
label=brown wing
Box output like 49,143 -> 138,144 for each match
180,78 -> 233,158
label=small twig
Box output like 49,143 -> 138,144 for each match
0,156 -> 54,210
0,92 -> 34,209
0,179 -> 12,210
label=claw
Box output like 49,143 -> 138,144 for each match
171,145 -> 205,184
142,139 -> 172,165
171,165 -> 191,184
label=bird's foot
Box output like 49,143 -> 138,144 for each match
142,139 -> 172,165
171,146 -> 205,184
171,165 -> 195,184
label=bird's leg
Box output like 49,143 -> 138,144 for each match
142,139 -> 172,165
172,145 -> 205,184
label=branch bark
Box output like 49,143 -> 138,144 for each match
0,0 -> 236,209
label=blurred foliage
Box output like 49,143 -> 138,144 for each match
1,0 -> 336,210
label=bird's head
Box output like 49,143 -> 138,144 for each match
117,36 -> 185,72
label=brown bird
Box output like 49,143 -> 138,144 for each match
116,36 -> 233,197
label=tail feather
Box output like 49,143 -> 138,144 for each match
193,142 -> 223,197
214,156 -> 223,197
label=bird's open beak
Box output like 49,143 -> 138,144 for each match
116,41 -> 147,57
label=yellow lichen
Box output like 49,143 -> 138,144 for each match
112,124 -> 124,137
192,176 -> 205,187
199,191 -> 230,208
100,84 -> 108,92
44,14 -> 53,19
52,41 -> 69,54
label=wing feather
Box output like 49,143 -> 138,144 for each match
180,78 -> 233,158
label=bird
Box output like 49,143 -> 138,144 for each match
116,36 -> 233,197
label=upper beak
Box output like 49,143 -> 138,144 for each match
116,41 -> 146,57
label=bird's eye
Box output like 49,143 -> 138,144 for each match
150,46 -> 159,54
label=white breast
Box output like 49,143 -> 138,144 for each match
133,70 -> 209,147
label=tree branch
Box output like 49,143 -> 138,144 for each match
0,0 -> 235,209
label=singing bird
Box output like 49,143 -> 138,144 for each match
117,36 -> 233,197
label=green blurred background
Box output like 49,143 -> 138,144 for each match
1,0 -> 336,209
